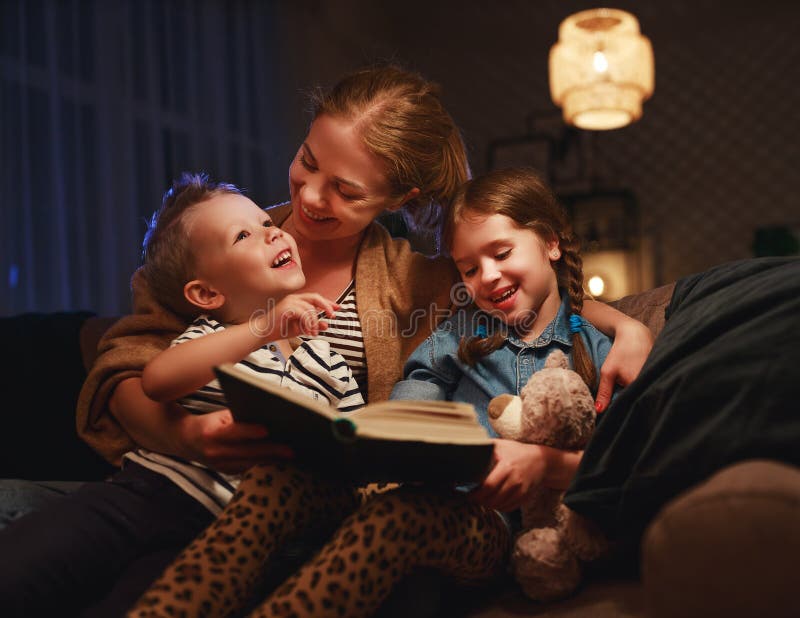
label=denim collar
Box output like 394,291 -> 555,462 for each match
506,294 -> 573,349
465,294 -> 574,349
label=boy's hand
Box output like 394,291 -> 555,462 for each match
270,293 -> 339,339
179,408 -> 294,473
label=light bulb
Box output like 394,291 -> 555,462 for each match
588,275 -> 605,297
593,50 -> 609,73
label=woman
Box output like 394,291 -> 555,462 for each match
118,66 -> 649,617
1,65 -> 653,617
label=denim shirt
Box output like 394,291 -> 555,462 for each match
390,294 -> 613,437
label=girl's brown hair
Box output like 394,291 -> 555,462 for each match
140,172 -> 241,317
310,64 -> 470,231
444,167 -> 597,391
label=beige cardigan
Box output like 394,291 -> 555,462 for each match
76,203 -> 461,465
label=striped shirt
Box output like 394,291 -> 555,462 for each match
301,280 -> 367,398
124,314 -> 364,515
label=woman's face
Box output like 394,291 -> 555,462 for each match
288,114 -> 399,243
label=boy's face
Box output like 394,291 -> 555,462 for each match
186,193 -> 305,319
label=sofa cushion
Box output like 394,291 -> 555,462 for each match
461,577 -> 645,617
642,460 -> 800,618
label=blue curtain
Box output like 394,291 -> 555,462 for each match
0,0 -> 284,316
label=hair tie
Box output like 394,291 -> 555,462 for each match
569,314 -> 588,334
475,324 -> 487,338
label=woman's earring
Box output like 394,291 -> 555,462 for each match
551,250 -> 561,259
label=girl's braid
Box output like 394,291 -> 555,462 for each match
558,231 -> 597,390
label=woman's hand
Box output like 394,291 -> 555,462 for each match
111,378 -> 294,473
595,319 -> 654,412
177,408 -> 295,474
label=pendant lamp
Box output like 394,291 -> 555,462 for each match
549,8 -> 654,130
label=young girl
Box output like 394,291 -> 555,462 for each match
392,166 -> 612,510
125,168 -> 609,618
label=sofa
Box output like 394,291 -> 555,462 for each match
2,279 -> 798,618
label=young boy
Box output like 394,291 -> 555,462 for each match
131,173 -> 363,512
0,173 -> 362,617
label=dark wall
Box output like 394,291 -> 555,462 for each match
271,0 -> 800,284
2,0 -> 798,314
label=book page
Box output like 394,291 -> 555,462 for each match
350,401 -> 490,443
217,363 -> 491,445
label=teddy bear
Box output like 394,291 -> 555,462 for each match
486,348 -> 610,601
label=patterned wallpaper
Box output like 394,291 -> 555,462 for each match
274,0 -> 800,288
4,1 -> 796,314
597,1 -> 800,284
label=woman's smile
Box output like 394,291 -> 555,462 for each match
299,203 -> 336,224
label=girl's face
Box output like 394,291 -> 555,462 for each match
288,114 -> 401,244
450,212 -> 562,337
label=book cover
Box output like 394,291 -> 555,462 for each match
214,363 -> 494,484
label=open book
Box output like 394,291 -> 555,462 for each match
214,363 -> 494,484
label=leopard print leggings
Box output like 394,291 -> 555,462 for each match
128,463 -> 510,618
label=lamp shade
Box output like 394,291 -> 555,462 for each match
549,8 -> 654,130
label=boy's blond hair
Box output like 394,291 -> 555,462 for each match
141,172 -> 241,317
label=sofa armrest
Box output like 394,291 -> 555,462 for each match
1,312 -> 116,480
607,283 -> 675,339
642,460 -> 800,618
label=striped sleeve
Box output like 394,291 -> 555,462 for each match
171,314 -> 223,346
170,315 -> 230,413
286,339 -> 364,412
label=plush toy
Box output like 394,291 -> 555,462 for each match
487,349 -> 609,601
